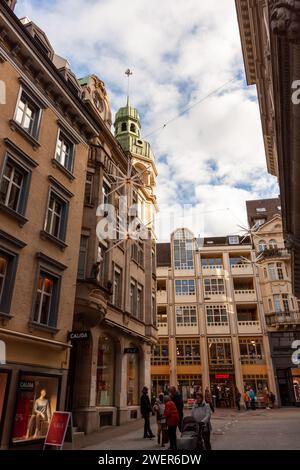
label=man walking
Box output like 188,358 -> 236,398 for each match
140,386 -> 155,439
169,386 -> 184,431
192,392 -> 212,450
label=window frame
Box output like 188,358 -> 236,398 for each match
13,87 -> 43,140
0,247 -> 19,316
175,305 -> 197,327
175,279 -> 195,296
54,129 -> 75,174
44,187 -> 69,242
31,265 -> 61,329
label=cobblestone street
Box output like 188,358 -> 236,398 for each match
83,408 -> 300,451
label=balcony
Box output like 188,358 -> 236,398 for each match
231,263 -> 253,276
202,265 -> 224,276
257,248 -> 290,260
206,322 -> 230,335
237,321 -> 262,334
234,289 -> 256,302
265,311 -> 300,328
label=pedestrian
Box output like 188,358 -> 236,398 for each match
169,386 -> 184,431
268,391 -> 276,409
205,386 -> 215,413
243,390 -> 250,410
248,387 -> 256,410
164,395 -> 179,451
192,392 -> 212,451
235,387 -> 241,411
153,394 -> 167,447
140,386 -> 155,439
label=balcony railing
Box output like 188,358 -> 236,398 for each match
265,311 -> 300,327
257,248 -> 290,259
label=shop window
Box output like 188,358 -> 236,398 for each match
12,373 -> 60,443
177,375 -> 202,402
96,336 -> 115,406
127,346 -> 139,406
0,371 -> 10,438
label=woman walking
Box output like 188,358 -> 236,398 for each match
164,395 -> 179,451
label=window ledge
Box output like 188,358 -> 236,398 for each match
28,320 -> 59,336
0,202 -> 28,226
0,312 -> 13,325
40,230 -> 68,251
9,120 -> 40,149
51,158 -> 75,181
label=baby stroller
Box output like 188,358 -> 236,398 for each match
176,416 -> 205,451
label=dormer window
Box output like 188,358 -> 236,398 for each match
121,123 -> 127,132
33,34 -> 51,58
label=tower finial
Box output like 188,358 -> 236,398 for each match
125,68 -> 133,106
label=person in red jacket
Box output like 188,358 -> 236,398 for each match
164,395 -> 179,450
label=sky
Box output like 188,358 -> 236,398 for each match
15,0 -> 279,241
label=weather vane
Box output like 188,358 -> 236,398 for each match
125,68 -> 133,106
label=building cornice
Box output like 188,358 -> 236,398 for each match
270,0 -> 300,41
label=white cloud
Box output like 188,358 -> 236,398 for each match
16,0 -> 279,240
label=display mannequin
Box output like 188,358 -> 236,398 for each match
25,389 -> 51,439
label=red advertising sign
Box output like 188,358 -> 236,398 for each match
215,374 -> 230,379
44,412 -> 71,447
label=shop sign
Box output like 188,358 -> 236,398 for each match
124,347 -> 139,354
68,331 -> 90,341
18,380 -> 35,391
215,374 -> 230,379
44,412 -> 71,449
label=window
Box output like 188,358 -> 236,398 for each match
102,180 -> 110,205
55,131 -> 75,172
152,293 -> 156,325
208,338 -> 232,366
151,340 -> 169,365
201,256 -> 223,267
204,278 -> 225,294
112,266 -> 122,308
84,172 -> 93,205
127,346 -> 139,406
176,339 -> 200,365
206,305 -> 228,325
130,123 -> 136,133
131,241 -> 144,267
44,190 -> 68,241
176,305 -> 197,327
77,236 -> 88,279
173,239 -> 194,269
256,207 -> 266,213
268,262 -> 284,280
121,122 -> 127,132
239,339 -> 264,364
15,90 -> 41,138
0,248 -> 18,314
269,239 -> 277,249
33,269 -> 60,327
273,294 -> 281,313
0,156 -> 31,215
258,240 -> 267,252
137,284 -> 144,321
255,219 -> 266,226
175,279 -> 195,295
157,306 -> 167,326
268,299 -> 272,312
282,294 -> 289,313
228,236 -> 239,245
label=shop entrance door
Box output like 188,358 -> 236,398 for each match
210,374 -> 235,408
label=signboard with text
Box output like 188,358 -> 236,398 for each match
44,412 -> 71,448
124,347 -> 139,354
68,331 -> 90,341
215,374 -> 230,379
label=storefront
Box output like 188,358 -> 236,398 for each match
210,373 -> 235,408
96,335 -> 115,407
151,375 -> 169,397
177,375 -> 202,402
127,345 -> 139,406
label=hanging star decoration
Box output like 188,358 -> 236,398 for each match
240,252 -> 264,269
237,222 -> 260,243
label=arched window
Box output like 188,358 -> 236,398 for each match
127,345 -> 139,406
269,239 -> 277,249
121,122 -> 127,132
130,123 -> 136,133
173,229 -> 194,270
96,335 -> 115,406
258,240 -> 267,252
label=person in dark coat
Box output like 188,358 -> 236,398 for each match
140,386 -> 155,439
169,386 -> 184,431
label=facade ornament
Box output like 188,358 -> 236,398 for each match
270,1 -> 300,41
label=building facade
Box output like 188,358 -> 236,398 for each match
236,0 -> 300,298
151,228 -> 276,408
69,89 -> 158,433
0,1 -> 102,448
247,198 -> 300,406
